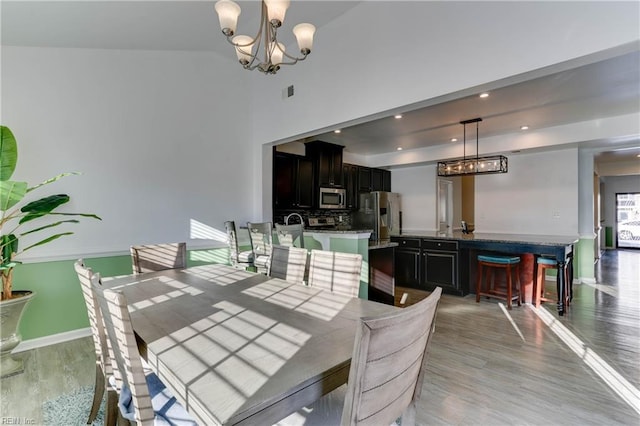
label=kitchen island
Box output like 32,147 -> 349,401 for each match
392,231 -> 577,315
279,228 -> 373,299
276,228 -> 399,302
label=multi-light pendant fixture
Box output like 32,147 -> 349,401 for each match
214,0 -> 316,75
437,118 -> 508,177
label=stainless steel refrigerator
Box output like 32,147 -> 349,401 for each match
353,191 -> 401,240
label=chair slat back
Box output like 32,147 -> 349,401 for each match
275,223 -> 305,248
247,222 -> 274,257
308,250 -> 362,298
269,245 -> 308,285
341,287 -> 443,426
74,260 -> 113,376
95,285 -> 155,424
224,221 -> 241,264
130,242 -> 187,274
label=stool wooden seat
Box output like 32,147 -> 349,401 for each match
534,256 -> 570,309
476,254 -> 522,310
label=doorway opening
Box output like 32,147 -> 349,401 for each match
616,192 -> 640,249
437,179 -> 453,234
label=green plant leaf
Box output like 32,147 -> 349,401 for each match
1,234 -> 18,264
20,211 -> 101,224
0,262 -> 19,270
18,194 -> 69,223
20,232 -> 73,253
27,172 -> 79,193
0,180 -> 27,212
0,126 -> 18,181
20,219 -> 80,236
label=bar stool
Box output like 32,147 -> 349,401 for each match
476,255 -> 522,310
534,256 -> 570,309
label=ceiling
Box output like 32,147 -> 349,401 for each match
2,1 -> 639,171
314,50 -> 640,157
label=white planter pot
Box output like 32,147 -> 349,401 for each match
0,291 -> 36,378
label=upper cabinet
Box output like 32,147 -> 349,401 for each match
273,151 -> 314,209
342,163 -> 359,210
305,141 -> 344,187
358,166 -> 392,192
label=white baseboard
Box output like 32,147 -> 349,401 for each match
14,327 -> 91,353
580,277 -> 596,285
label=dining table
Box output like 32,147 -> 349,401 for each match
102,263 -> 399,425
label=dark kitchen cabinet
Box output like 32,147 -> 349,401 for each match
391,237 -> 462,295
371,168 -> 384,191
306,141 -> 343,187
342,163 -> 359,210
422,239 -> 459,294
273,152 -> 314,209
391,237 -> 421,289
382,169 -> 391,191
358,167 -> 391,192
358,167 -> 371,192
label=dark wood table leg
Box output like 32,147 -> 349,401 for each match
557,260 -> 566,316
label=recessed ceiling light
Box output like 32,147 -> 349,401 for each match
637,154 -> 640,158
394,114 -> 403,119
479,93 -> 489,98
397,147 -> 403,151
520,125 -> 529,130
334,129 -> 341,134
451,138 -> 458,142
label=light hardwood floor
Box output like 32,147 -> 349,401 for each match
1,250 -> 638,425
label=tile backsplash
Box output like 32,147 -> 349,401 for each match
273,209 -> 352,227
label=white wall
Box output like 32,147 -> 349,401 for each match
2,46 -> 253,259
390,165 -> 438,232
475,149 -> 579,235
249,1 -> 640,147
391,149 -> 581,235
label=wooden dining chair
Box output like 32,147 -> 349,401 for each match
275,223 -> 305,248
130,242 -> 187,274
73,260 -> 120,426
224,221 -> 254,270
307,250 -> 363,298
269,245 -> 308,285
277,287 -> 443,426
247,221 -> 274,274
94,284 -> 197,425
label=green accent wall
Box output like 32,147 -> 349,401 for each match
576,237 -> 594,281
12,248 -> 230,341
13,238 -> 375,342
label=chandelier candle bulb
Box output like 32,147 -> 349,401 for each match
293,23 -> 316,54
233,35 -> 254,64
264,0 -> 290,27
214,0 -> 241,36
270,42 -> 285,65
214,0 -> 315,74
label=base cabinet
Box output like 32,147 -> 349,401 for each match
392,237 -> 464,295
422,239 -> 459,294
394,247 -> 421,289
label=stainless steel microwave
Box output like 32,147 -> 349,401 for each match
319,187 -> 346,209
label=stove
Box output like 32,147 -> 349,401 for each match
307,216 -> 336,230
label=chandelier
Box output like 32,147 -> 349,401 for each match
437,118 -> 508,177
214,0 -> 316,75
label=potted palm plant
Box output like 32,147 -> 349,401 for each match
0,125 -> 100,377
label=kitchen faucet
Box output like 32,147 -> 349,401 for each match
285,212 -> 304,227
